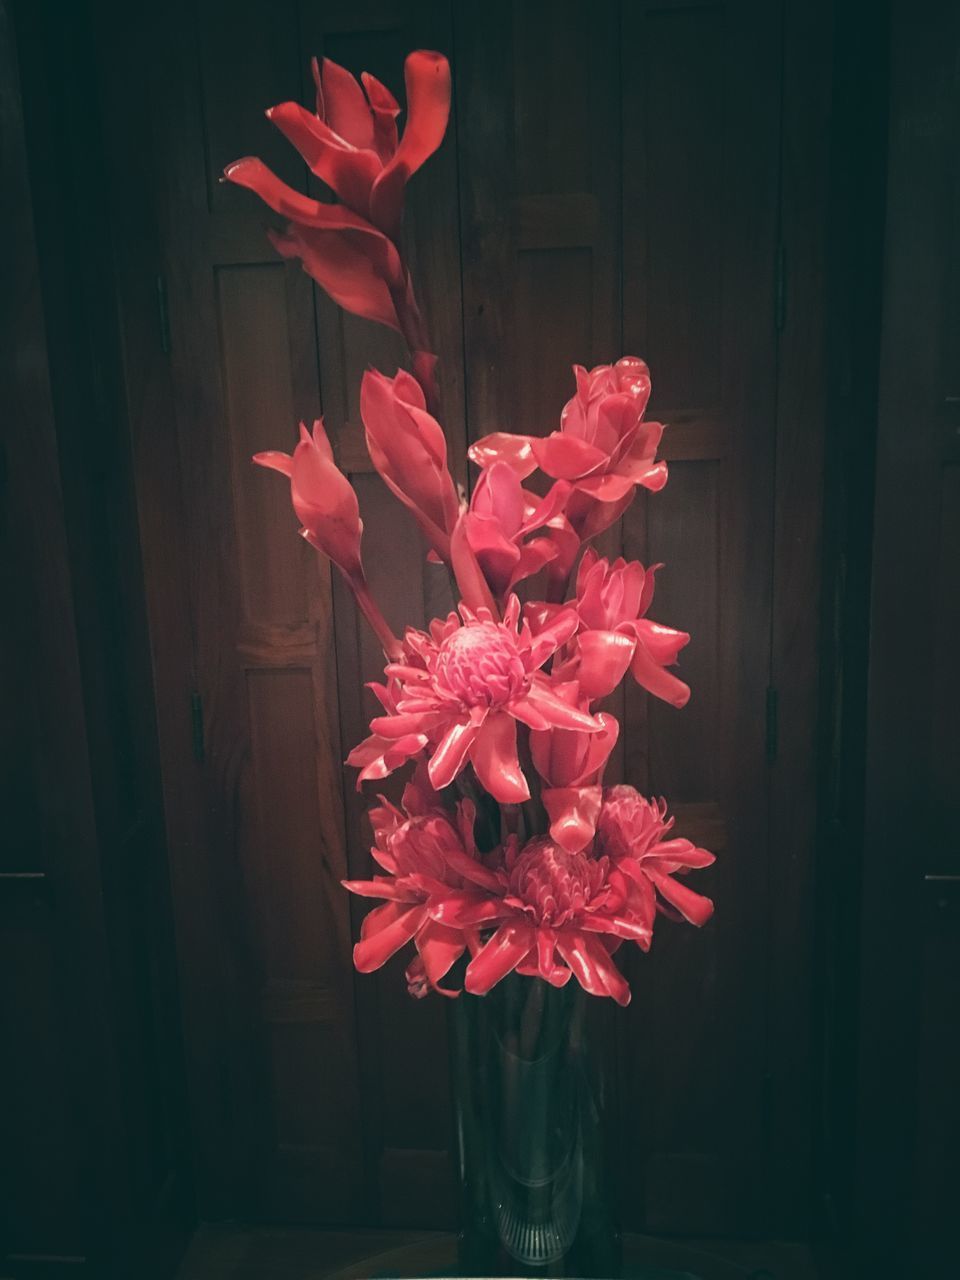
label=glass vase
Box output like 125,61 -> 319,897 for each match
449,972 -> 622,1278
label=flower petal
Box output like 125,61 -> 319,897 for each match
429,890 -> 506,928
531,432 -> 608,480
630,639 -> 692,707
574,629 -> 637,700
465,921 -> 536,995
415,919 -> 466,986
646,868 -> 714,926
542,785 -> 602,853
370,50 -> 451,233
319,56 -> 375,150
556,931 -> 631,1005
470,711 -> 530,803
263,102 -> 380,211
468,432 -> 538,477
353,902 -> 427,972
268,224 -> 401,331
428,716 -> 483,791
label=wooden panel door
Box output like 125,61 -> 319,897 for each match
145,0 -> 462,1226
127,0 -> 817,1237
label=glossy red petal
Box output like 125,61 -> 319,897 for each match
369,50 -> 451,233
464,921 -> 536,995
415,919 -> 466,986
574,629 -> 637,700
361,71 -> 401,161
428,716 -> 483,791
353,902 -> 427,972
506,538 -> 558,591
470,711 -> 530,803
646,868 -> 715,926
465,512 -> 521,598
223,157 -> 377,232
320,56 -> 375,150
468,433 -> 538,478
531,432 -> 608,480
451,515 -> 500,614
524,682 -> 603,732
542,785 -> 602,853
631,618 -> 690,666
556,931 -> 631,1005
341,878 -> 421,902
253,449 -> 293,477
264,102 -> 380,212
269,225 -> 401,331
429,890 -> 506,928
629,640 -> 692,708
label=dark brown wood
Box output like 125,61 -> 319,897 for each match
767,0 -> 833,1237
618,0 -> 781,1234
856,2 -> 960,1273
2,0 -> 191,1272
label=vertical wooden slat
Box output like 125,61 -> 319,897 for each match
619,0 -> 782,1234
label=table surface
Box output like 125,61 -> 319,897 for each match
177,1226 -> 819,1280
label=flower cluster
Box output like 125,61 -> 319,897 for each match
237,49 -> 715,1005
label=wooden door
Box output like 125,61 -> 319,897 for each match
125,0 -> 821,1236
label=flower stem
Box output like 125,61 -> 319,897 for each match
343,569 -> 404,661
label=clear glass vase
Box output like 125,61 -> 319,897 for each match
449,972 -> 622,1278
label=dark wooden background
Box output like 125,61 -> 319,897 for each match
3,0 -> 958,1276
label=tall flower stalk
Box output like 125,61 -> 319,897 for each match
230,49 -> 714,1005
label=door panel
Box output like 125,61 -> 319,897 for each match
139,0 -> 803,1235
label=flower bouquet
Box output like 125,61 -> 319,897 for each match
227,47 -> 715,1277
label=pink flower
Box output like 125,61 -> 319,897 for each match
469,356 -> 667,515
347,596 -> 603,803
360,369 -> 461,561
430,836 -> 654,1005
451,462 -> 570,605
342,772 -> 496,995
559,549 -> 691,707
224,51 -> 450,340
255,419 -> 401,658
596,787 -> 715,927
255,418 -> 362,577
529,685 -> 619,853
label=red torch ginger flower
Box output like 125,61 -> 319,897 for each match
254,419 -> 401,658
596,786 -> 716,927
470,358 -> 667,526
451,461 -> 571,606
529,684 -> 620,853
431,836 -> 653,1005
342,773 -> 497,995
347,596 -> 603,803
558,549 -> 691,707
360,368 -> 461,561
224,51 -> 450,351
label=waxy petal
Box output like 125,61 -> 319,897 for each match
574,629 -> 637,701
465,921 -> 536,995
630,640 -> 691,708
531,432 -> 608,480
556,931 -> 631,1006
269,224 -> 401,330
542,785 -> 603,853
428,716 -> 483,791
370,50 -> 451,235
470,711 -> 530,803
468,432 -> 537,478
353,902 -> 427,972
